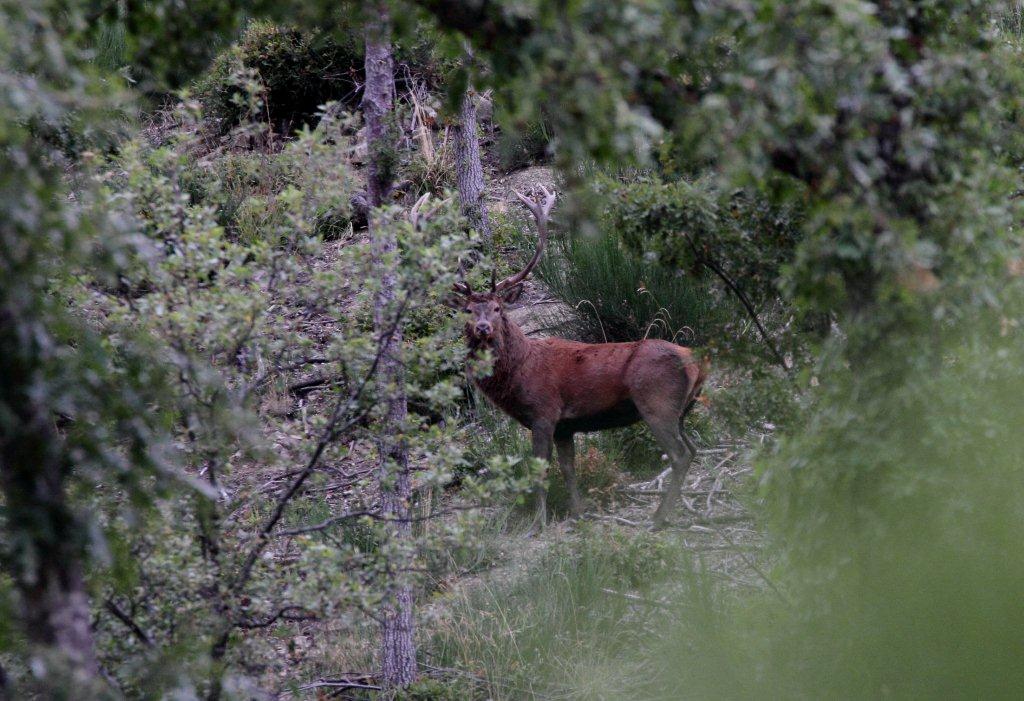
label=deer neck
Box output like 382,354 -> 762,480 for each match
471,313 -> 530,390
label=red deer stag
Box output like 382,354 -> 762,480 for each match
447,185 -> 708,529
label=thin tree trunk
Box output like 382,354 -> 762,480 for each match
452,55 -> 492,246
362,3 -> 418,689
0,351 -> 100,685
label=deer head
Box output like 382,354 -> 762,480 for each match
448,185 -> 556,349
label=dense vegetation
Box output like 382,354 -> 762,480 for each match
2,0 -> 1023,699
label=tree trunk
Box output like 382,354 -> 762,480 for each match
452,60 -> 492,246
0,347 -> 100,686
362,3 -> 418,689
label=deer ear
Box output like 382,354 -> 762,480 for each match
499,283 -> 525,304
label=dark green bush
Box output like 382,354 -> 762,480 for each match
534,224 -> 728,345
194,21 -> 362,134
495,119 -> 552,172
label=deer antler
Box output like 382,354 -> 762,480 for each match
495,184 -> 556,292
409,192 -> 432,230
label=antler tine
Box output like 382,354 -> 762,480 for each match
452,260 -> 473,296
496,184 -> 557,292
409,192 -> 431,230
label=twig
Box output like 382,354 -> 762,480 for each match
297,678 -> 381,693
704,522 -> 791,607
232,292 -> 411,593
600,587 -> 672,610
103,598 -> 153,648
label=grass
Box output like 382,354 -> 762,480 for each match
424,524 -> 711,700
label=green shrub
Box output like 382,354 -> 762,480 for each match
534,224 -> 728,345
544,443 -> 625,517
311,204 -> 352,241
594,423 -> 666,478
194,20 -> 362,135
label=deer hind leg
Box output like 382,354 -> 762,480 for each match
635,397 -> 696,528
555,434 -> 582,519
648,421 -> 695,528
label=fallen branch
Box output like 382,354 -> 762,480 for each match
297,677 -> 381,693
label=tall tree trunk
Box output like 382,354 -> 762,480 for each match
0,337 -> 100,686
452,57 -> 492,246
362,3 -> 418,689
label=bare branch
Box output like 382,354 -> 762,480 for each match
230,292 -> 413,595
681,231 -> 792,374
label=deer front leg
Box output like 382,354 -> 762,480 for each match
555,434 -> 582,519
530,422 -> 554,531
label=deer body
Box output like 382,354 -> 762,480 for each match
472,314 -> 703,436
434,184 -> 708,528
468,307 -> 705,527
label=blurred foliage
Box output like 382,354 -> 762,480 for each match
436,302 -> 1024,700
0,0 -> 194,692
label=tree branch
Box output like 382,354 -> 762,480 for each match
231,293 -> 412,595
682,232 -> 792,373
103,598 -> 153,648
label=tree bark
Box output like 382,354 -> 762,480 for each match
362,3 -> 418,689
0,326 -> 100,686
452,59 -> 492,246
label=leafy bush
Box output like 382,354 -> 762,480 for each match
597,175 -> 802,311
194,20 -> 362,134
177,109 -> 357,241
